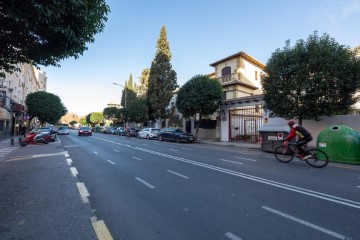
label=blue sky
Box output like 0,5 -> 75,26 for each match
44,0 -> 360,117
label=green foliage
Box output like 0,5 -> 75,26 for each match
25,91 -> 67,125
79,118 -> 87,125
103,107 -> 120,120
176,75 -> 222,139
86,113 -> 92,124
127,97 -> 148,123
146,26 -> 177,120
261,32 -> 360,123
121,84 -> 137,108
69,121 -> 77,126
90,112 -> 104,125
0,0 -> 110,77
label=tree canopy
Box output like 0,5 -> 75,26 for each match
147,26 -> 178,120
261,32 -> 360,123
176,74 -> 222,139
0,0 -> 110,77
103,107 -> 120,121
90,112 -> 104,125
25,91 -> 67,125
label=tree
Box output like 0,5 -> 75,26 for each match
147,26 -> 178,120
90,112 -> 104,125
121,75 -> 137,108
138,68 -> 150,96
176,75 -> 222,140
26,91 -> 67,125
103,107 -> 120,121
79,118 -> 87,126
127,98 -> 148,124
0,1 -> 110,77
69,121 -> 77,127
261,32 -> 360,124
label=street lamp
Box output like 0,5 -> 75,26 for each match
112,83 -> 127,108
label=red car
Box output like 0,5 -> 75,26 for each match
78,126 -> 92,136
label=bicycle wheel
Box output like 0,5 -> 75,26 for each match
305,149 -> 329,168
274,146 -> 294,163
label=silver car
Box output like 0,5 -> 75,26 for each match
137,128 -> 160,140
58,126 -> 70,135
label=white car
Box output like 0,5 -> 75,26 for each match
137,128 -> 160,140
58,126 -> 70,135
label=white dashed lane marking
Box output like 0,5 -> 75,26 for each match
135,177 -> 155,189
220,159 -> 243,165
167,170 -> 189,179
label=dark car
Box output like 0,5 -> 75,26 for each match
158,128 -> 195,143
78,126 -> 92,136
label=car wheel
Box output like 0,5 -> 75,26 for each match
146,134 -> 150,140
176,137 -> 181,143
159,135 -> 163,141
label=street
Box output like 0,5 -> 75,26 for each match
1,130 -> 360,240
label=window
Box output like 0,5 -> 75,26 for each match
0,120 -> 4,131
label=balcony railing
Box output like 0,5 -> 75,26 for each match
218,73 -> 240,83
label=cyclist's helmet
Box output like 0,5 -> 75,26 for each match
288,120 -> 295,126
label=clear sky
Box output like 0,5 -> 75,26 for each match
43,0 -> 359,117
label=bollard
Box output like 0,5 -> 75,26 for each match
11,138 -> 14,145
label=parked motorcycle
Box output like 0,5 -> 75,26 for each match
20,132 -> 52,146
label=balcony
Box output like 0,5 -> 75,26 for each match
218,73 -> 258,90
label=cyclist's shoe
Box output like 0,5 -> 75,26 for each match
303,154 -> 312,160
296,154 -> 305,159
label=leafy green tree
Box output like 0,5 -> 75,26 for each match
26,91 -> 67,125
147,26 -> 178,120
90,112 -> 104,125
261,32 -> 360,124
103,107 -> 120,121
0,1 -> 110,77
138,68 -> 150,96
69,121 -> 77,126
86,113 -> 92,125
121,76 -> 138,108
127,98 -> 148,124
79,118 -> 87,126
176,75 -> 222,140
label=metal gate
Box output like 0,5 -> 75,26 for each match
229,105 -> 264,143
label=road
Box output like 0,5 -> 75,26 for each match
19,130 -> 360,239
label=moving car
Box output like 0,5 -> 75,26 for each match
138,128 -> 160,140
78,126 -> 92,136
158,128 -> 195,143
58,126 -> 70,135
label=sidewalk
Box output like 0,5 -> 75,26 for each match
0,137 -> 96,240
196,139 -> 262,149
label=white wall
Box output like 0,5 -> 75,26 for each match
268,115 -> 360,146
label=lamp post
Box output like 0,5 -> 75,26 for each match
112,83 -> 126,108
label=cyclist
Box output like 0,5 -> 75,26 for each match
284,120 -> 313,159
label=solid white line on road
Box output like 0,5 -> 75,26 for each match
220,159 -> 243,165
167,170 -> 189,179
234,156 -> 257,161
64,145 -> 78,148
182,148 -> 193,150
66,158 -> 73,165
76,182 -> 90,203
262,206 -> 346,240
135,177 -> 155,189
107,160 -> 116,165
113,149 -> 120,152
70,167 -> 78,177
65,153 -> 70,158
7,151 -> 68,162
357,186 -> 360,189
224,232 -> 242,240
132,157 -> 142,161
93,151 -> 98,155
169,149 -> 179,152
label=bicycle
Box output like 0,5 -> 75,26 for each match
274,142 -> 329,168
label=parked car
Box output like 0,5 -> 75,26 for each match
114,127 -> 125,135
129,128 -> 138,137
78,126 -> 92,136
58,126 -> 70,135
138,128 -> 160,140
34,127 -> 56,142
158,128 -> 195,143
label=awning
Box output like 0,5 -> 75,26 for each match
0,107 -> 11,119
